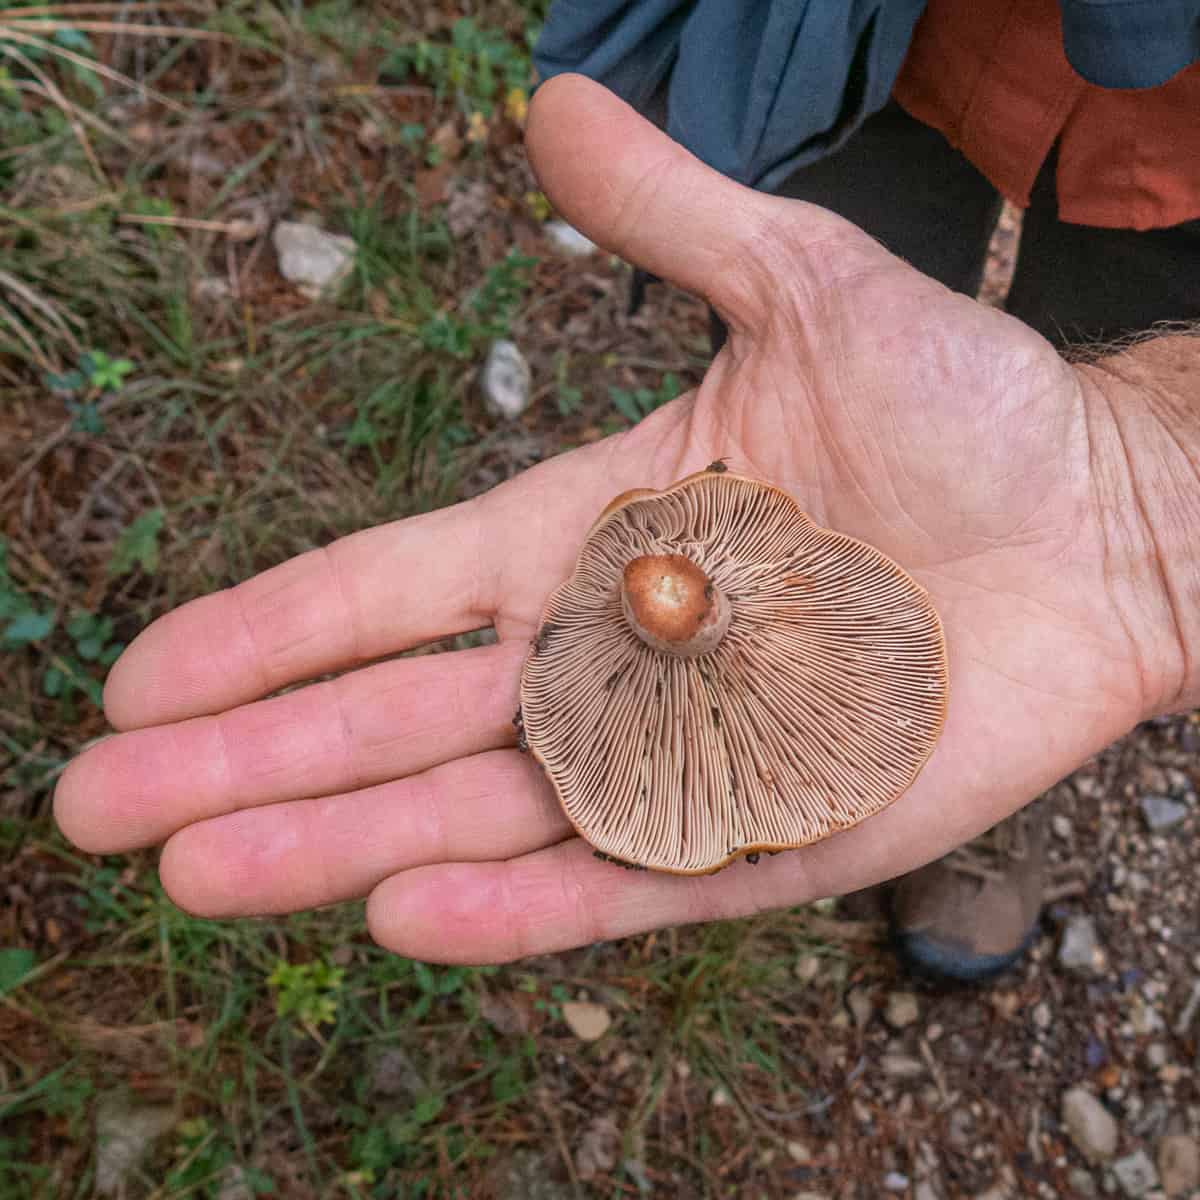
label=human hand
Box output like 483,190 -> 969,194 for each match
54,76 -> 1189,963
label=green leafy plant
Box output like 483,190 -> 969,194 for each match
42,611 -> 124,705
268,959 -> 346,1028
418,250 -> 536,358
553,351 -> 583,416
609,371 -> 683,424
0,946 -> 36,995
108,507 -> 165,578
44,349 -> 136,433
0,539 -> 54,648
380,18 -> 531,115
167,1117 -> 275,1198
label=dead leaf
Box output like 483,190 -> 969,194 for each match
466,111 -> 488,145
561,1000 -> 611,1041
575,1115 -> 620,1181
479,989 -> 537,1037
505,87 -> 529,126
414,162 -> 453,208
429,120 -> 462,161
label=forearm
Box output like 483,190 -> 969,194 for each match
1073,330 -> 1200,715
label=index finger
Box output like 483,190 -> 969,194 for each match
102,498 -> 496,730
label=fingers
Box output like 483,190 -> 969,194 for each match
158,750 -> 570,917
362,725 -> 1025,966
365,838 -> 818,965
103,500 -> 494,729
55,641 -> 523,854
525,74 -> 848,330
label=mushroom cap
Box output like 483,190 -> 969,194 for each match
519,470 -> 949,875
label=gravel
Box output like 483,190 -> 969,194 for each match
1140,794 -> 1190,832
1111,1148 -> 1159,1197
1061,1088 -> 1119,1163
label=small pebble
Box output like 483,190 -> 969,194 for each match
1059,915 -> 1106,975
1068,1167 -> 1098,1197
1051,814 -> 1074,840
1140,794 -> 1189,832
1061,1087 -> 1118,1163
885,992 -> 921,1030
543,219 -> 598,256
480,339 -> 532,419
1111,1149 -> 1159,1198
1157,1133 -> 1200,1197
880,1054 -> 926,1080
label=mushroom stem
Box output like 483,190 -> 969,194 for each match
621,554 -> 731,658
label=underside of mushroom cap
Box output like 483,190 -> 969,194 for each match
520,470 -> 949,875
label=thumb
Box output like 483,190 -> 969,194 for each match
524,73 -> 851,330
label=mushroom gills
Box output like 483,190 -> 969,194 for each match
519,469 -> 948,875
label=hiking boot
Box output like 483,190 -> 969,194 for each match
891,806 -> 1086,982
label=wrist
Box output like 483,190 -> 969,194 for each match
1073,333 -> 1200,717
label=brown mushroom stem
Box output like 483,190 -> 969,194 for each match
620,553 -> 731,658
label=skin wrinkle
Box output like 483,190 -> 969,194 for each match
320,540 -> 364,668
306,793 -> 343,904
411,772 -> 450,867
240,567 -> 328,684
205,706 -> 239,813
559,847 -> 604,952
605,148 -> 691,279
328,672 -> 366,794
461,494 -> 496,628
1081,367 -> 1192,711
228,582 -> 273,701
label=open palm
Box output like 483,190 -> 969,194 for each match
56,77 -> 1159,963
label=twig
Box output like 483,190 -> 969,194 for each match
118,211 -> 261,239
0,26 -> 190,114
0,267 -> 84,348
2,18 -> 234,40
1,3 -> 212,15
0,43 -> 106,182
535,1082 -> 584,1199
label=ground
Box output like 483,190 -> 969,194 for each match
0,6 -> 1197,1199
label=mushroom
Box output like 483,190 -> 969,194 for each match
519,466 -> 948,875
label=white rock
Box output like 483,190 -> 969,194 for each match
1140,794 -> 1189,832
883,1171 -> 909,1192
193,276 -> 233,303
561,1000 -> 611,1041
1051,814 -> 1073,840
1059,915 -> 1105,974
1158,1134 -> 1200,1197
794,953 -> 822,983
95,1096 -> 176,1196
480,339 -> 532,419
1111,1149 -> 1158,1197
846,987 -> 873,1028
1033,1002 -> 1052,1031
1061,1087 -> 1118,1163
218,1166 -> 255,1200
272,220 -> 355,296
543,219 -> 598,256
1067,1168 -> 1098,1198
880,1053 -> 926,1080
885,991 -> 921,1029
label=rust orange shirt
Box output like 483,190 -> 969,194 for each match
893,0 -> 1200,230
